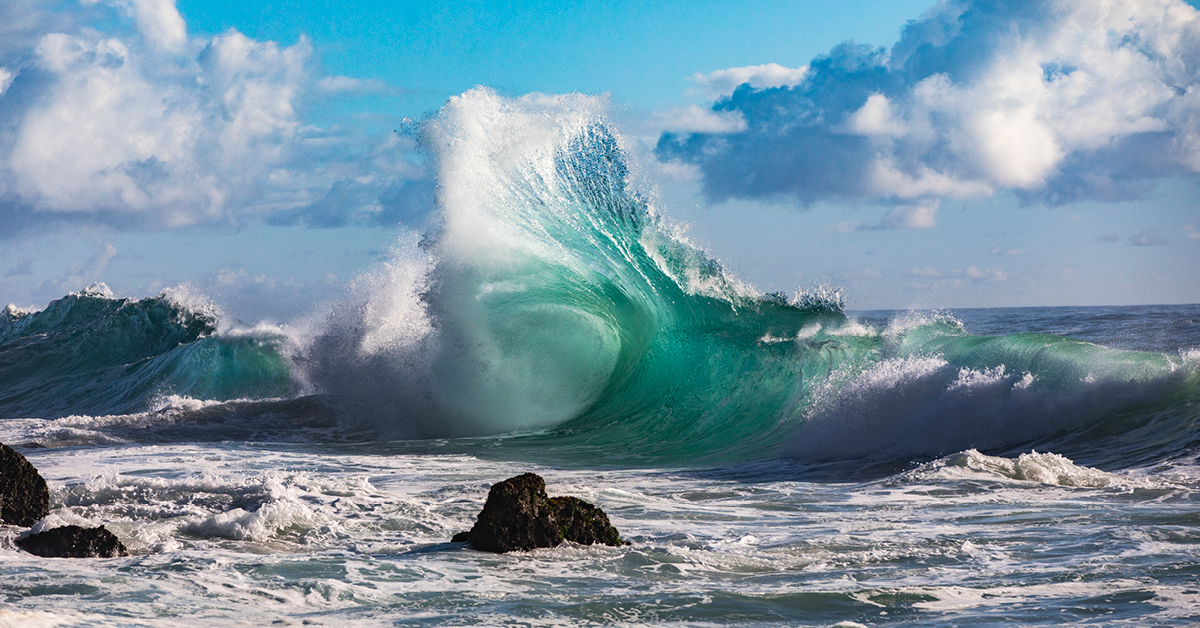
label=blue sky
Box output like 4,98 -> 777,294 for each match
176,1 -> 935,113
0,0 -> 1197,319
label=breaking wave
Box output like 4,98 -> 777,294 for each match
3,88 -> 1197,469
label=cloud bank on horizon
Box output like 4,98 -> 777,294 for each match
0,0 -> 431,236
658,0 -> 1200,226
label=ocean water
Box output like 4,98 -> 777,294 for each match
1,88 -> 1198,627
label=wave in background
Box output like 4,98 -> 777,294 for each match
0,284 -> 293,420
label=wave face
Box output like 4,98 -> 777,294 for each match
301,88 -> 1200,466
304,89 -> 847,447
0,285 -> 294,419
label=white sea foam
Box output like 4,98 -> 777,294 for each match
786,345 -> 1186,462
3,440 -> 1195,626
0,303 -> 39,321
160,282 -> 223,323
882,309 -> 965,338
0,610 -> 104,628
77,282 -> 114,298
916,449 -> 1161,489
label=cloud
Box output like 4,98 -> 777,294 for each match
0,0 -> 98,67
688,63 -> 808,99
86,242 -> 119,277
907,264 -> 1007,288
267,176 -> 436,229
965,266 -> 1007,282
0,0 -> 429,236
316,75 -> 395,94
658,0 -> 1200,208
650,104 -> 747,134
127,0 -> 187,53
857,199 -> 940,230
4,258 -> 33,277
1186,223 -> 1200,239
37,241 -> 119,294
1128,229 -> 1169,246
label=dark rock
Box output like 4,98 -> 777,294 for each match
549,496 -> 624,547
460,473 -> 562,552
0,443 -> 49,526
16,525 -> 129,558
454,472 -> 626,553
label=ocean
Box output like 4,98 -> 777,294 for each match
1,89 -> 1198,627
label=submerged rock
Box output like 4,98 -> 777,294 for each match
453,472 -> 626,553
16,525 -> 129,558
0,443 -> 49,526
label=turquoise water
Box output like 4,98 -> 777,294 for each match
1,88 -> 1198,626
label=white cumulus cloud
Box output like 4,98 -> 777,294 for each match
650,104 -> 748,134
127,0 -> 187,53
659,0 -> 1200,208
688,63 -> 808,99
0,0 -> 431,235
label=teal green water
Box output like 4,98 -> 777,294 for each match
0,287 -> 293,420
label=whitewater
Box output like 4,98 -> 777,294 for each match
1,88 -> 1198,627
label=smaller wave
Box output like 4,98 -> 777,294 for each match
785,317 -> 1200,467
0,284 -> 295,419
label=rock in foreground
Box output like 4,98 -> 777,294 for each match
16,525 -> 129,558
453,473 -> 625,553
0,443 -> 49,526
548,496 -> 625,547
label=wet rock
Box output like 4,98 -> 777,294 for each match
548,496 -> 624,548
0,443 -> 49,526
16,525 -> 129,558
454,472 -> 625,553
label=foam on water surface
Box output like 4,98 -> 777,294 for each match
2,441 -> 1198,626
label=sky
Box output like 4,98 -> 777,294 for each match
0,0 -> 1197,320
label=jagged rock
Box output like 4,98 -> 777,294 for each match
0,443 -> 49,526
548,496 -> 624,547
16,525 -> 128,558
453,472 -> 625,553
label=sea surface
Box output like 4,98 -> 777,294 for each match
1,89 -> 1198,627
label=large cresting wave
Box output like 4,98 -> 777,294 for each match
2,88 -> 1197,468
296,88 -> 1200,467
